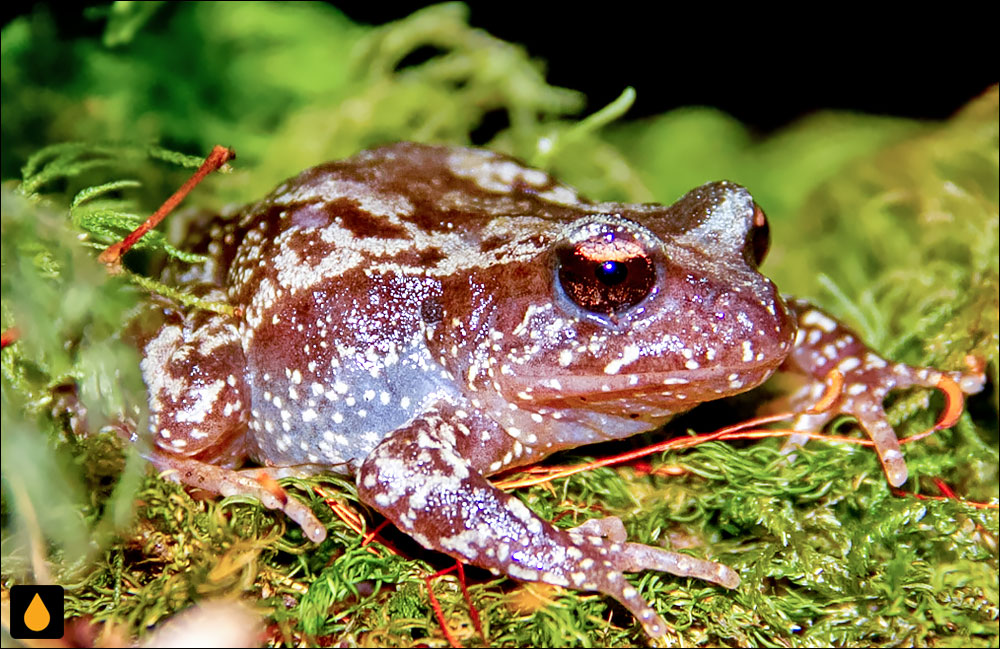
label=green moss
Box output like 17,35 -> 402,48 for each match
2,3 -> 996,647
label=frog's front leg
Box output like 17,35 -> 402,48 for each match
357,401 -> 739,638
782,299 -> 985,486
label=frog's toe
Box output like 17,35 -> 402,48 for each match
148,452 -> 328,542
837,389 -> 909,485
617,543 -> 741,589
567,516 -> 628,543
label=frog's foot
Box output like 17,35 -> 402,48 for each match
783,299 -> 985,487
357,407 -> 739,638
147,452 -> 328,542
567,516 -> 740,586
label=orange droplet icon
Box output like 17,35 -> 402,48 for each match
25,592 -> 51,632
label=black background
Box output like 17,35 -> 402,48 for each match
2,2 -> 996,133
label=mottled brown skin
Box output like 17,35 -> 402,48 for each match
134,143 -> 984,637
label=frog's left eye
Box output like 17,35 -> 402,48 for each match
557,233 -> 657,316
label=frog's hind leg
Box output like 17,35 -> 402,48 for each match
356,403 -> 739,638
137,300 -> 328,542
781,299 -> 985,487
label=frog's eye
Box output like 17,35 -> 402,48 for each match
746,204 -> 770,267
557,233 -> 656,316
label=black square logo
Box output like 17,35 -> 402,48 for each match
9,585 -> 65,639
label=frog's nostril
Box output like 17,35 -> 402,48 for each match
746,204 -> 771,267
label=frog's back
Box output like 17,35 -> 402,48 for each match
218,144 -> 590,468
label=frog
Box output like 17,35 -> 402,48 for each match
130,142 -> 985,638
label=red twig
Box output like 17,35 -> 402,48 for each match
426,565 -> 460,649
933,478 -> 958,499
98,145 -> 234,269
361,519 -> 391,547
900,373 -> 967,443
890,486 -> 997,510
1,327 -> 18,349
424,562 -> 487,648
454,563 -> 487,647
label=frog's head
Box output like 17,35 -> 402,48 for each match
452,181 -> 797,432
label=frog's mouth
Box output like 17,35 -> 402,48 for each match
503,361 -> 782,415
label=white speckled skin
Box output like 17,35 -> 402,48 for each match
132,143 -> 984,638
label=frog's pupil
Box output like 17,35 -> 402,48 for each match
596,260 -> 627,285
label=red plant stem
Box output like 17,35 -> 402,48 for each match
933,478 -> 958,499
424,562 -> 488,648
1,327 -> 18,349
98,145 -> 235,267
425,565 -> 461,648
361,519 -> 391,546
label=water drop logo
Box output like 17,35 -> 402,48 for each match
25,593 -> 51,631
10,585 -> 64,639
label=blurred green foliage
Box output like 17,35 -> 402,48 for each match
1,2 -> 997,647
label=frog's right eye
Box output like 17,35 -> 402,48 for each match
556,232 -> 657,316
